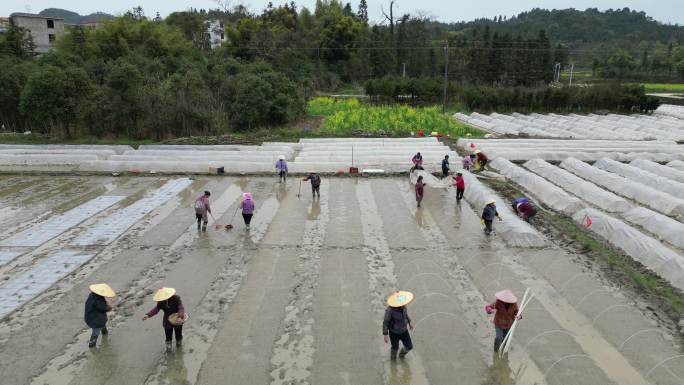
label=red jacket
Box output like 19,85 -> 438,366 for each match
491,300 -> 518,329
453,176 -> 465,189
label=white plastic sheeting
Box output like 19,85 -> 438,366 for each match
623,207 -> 684,250
523,159 -> 632,213
0,149 -> 116,159
489,158 -> 585,214
630,159 -> 684,184
573,208 -> 684,290
72,178 -> 192,245
0,154 -> 98,164
668,160 -> 684,172
1,195 -> 125,247
655,104 -> 684,120
594,158 -> 684,200
294,138 -> 455,174
455,138 -> 684,162
0,144 -> 133,154
461,171 -> 546,247
79,160 -> 276,174
560,158 -> 684,217
0,249 -> 94,319
0,139 -> 452,174
138,144 -> 296,152
300,137 -> 439,143
0,249 -> 27,266
408,170 -> 451,188
456,110 -> 684,140
128,149 -> 295,159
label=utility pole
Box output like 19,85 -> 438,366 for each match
442,41 -> 449,113
554,63 -> 561,83
402,62 -> 406,78
568,63 -> 574,87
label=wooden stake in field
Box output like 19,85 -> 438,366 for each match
499,287 -> 534,357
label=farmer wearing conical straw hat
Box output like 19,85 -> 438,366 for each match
275,155 -> 288,183
383,291 -> 415,360
475,149 -> 488,171
481,198 -> 502,235
485,289 -> 519,352
84,283 -> 116,348
143,287 -> 185,348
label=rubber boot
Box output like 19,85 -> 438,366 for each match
88,335 -> 97,348
176,339 -> 183,347
399,348 -> 409,358
101,327 -> 108,336
390,349 -> 398,360
202,224 -> 207,232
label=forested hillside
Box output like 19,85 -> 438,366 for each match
438,7 -> 684,79
0,2 -> 670,139
38,8 -> 114,24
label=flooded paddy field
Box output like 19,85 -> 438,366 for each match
0,175 -> 682,385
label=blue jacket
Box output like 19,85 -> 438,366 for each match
84,293 -> 108,329
482,204 -> 498,221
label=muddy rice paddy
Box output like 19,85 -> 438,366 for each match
0,175 -> 682,385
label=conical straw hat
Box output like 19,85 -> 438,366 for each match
152,287 -> 176,302
89,283 -> 116,298
486,198 -> 496,205
387,290 -> 414,307
495,289 -> 517,303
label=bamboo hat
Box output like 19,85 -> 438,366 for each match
278,155 -> 285,160
152,287 -> 176,302
486,198 -> 496,205
475,149 -> 482,154
89,283 -> 116,298
387,290 -> 414,307
495,289 -> 517,304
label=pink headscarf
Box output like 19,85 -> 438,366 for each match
242,192 -> 252,201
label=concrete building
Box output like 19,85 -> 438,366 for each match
206,20 -> 226,49
10,13 -> 65,54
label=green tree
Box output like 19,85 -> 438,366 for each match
19,65 -> 91,137
357,0 -> 368,22
0,57 -> 32,129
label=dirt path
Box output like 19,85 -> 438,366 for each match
0,176 -> 682,385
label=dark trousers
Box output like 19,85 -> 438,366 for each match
494,327 -> 510,352
196,213 -> 207,230
456,188 -> 464,200
89,326 -> 108,346
484,220 -> 493,234
389,331 -> 413,352
442,168 -> 449,178
312,186 -> 320,197
278,170 -> 287,182
242,213 -> 253,225
164,325 -> 183,342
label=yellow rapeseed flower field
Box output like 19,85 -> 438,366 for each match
307,97 -> 480,137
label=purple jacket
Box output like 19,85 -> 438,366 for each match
241,199 -> 255,214
275,159 -> 288,172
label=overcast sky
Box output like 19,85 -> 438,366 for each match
3,0 -> 683,25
